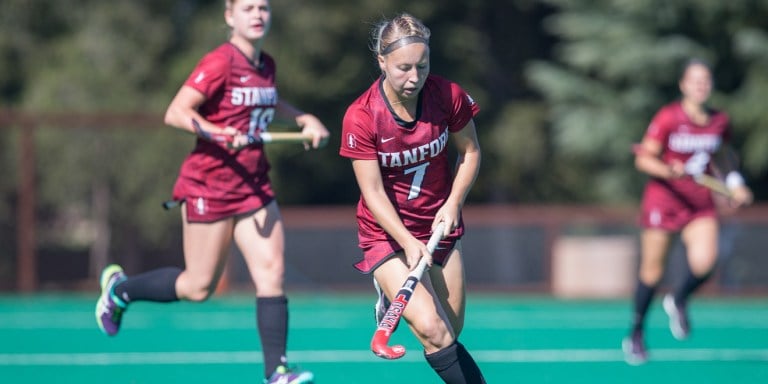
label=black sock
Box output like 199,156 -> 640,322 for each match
631,279 -> 657,334
425,341 -> 486,384
674,269 -> 711,306
257,296 -> 288,378
113,267 -> 182,304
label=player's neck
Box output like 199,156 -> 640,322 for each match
230,35 -> 263,64
681,99 -> 709,126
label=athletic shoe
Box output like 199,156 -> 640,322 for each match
95,264 -> 128,336
373,277 -> 396,330
622,331 -> 647,365
264,365 -> 314,384
663,294 -> 690,340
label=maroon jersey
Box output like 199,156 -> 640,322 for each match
640,101 -> 730,229
340,75 -> 479,264
172,43 -> 278,222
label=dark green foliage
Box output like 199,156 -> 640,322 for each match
1,0 -> 767,282
527,0 -> 768,202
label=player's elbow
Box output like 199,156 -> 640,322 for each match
634,155 -> 650,173
163,107 -> 179,128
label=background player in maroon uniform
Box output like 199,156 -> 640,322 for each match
340,13 -> 485,383
95,1 -> 327,383
623,59 -> 752,365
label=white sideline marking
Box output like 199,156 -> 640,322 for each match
1,349 -> 767,366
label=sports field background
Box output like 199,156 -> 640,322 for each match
1,293 -> 766,383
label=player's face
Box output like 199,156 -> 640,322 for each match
379,43 -> 430,101
226,0 -> 271,42
679,64 -> 712,106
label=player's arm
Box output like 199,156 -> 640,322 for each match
351,159 -> 432,269
712,144 -> 753,206
164,86 -> 238,141
438,120 -> 481,237
274,99 -> 329,149
634,138 -> 685,179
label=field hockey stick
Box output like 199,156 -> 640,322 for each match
192,118 -> 312,146
258,131 -> 313,143
370,222 -> 446,360
693,173 -> 734,198
681,151 -> 734,198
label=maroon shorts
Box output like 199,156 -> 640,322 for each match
179,194 -> 274,223
639,179 -> 717,231
353,238 -> 458,274
640,206 -> 717,232
639,200 -> 716,232
172,169 -> 275,223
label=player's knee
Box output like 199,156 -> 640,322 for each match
258,255 -> 285,276
411,315 -> 453,349
184,280 -> 217,302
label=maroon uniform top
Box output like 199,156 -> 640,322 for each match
172,43 -> 278,221
340,75 -> 479,268
639,101 -> 730,229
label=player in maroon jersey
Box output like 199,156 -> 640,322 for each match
95,1 -> 327,383
340,13 -> 485,383
623,59 -> 752,365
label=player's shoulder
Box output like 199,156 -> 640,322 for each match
345,81 -> 381,112
425,74 -> 473,102
206,43 -> 237,59
657,101 -> 681,115
650,101 -> 684,125
199,43 -> 236,68
424,74 -> 457,92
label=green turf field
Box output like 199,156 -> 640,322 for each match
1,293 -> 766,383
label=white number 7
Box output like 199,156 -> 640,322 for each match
404,163 -> 429,200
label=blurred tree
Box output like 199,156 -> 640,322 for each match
15,0 -> 766,285
526,0 -> 768,203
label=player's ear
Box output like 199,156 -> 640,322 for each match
377,54 -> 386,75
224,8 -> 234,28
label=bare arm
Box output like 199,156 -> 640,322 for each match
634,138 -> 685,179
164,85 -> 231,136
437,120 -> 481,237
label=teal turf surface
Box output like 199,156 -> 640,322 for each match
1,294 -> 766,383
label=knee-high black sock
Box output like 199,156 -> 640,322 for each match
113,267 -> 182,304
425,340 -> 486,384
632,279 -> 657,334
674,269 -> 712,306
257,296 -> 288,378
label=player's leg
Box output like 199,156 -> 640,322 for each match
624,227 -> 673,364
172,209 -> 234,301
425,242 -> 486,383
429,243 -> 466,335
96,205 -> 233,336
374,254 -> 483,383
374,255 -> 454,352
234,201 -> 311,383
665,216 -> 719,340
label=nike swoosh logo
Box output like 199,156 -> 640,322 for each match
240,75 -> 251,83
381,137 -> 395,143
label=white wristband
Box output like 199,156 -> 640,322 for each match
725,171 -> 745,189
